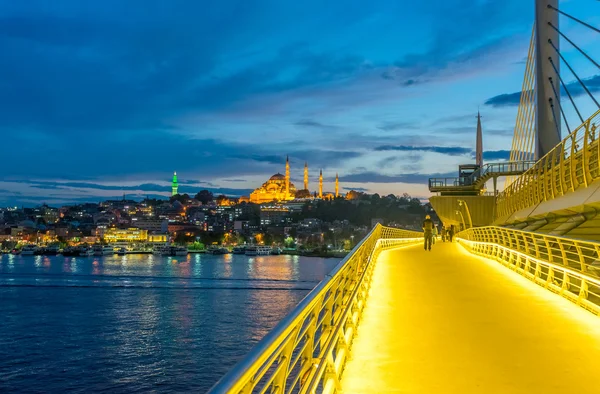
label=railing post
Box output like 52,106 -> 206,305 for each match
558,241 -> 568,266
273,326 -> 301,393
570,131 -> 579,191
575,243 -> 586,273
579,279 -> 589,304
559,142 -> 568,194
299,312 -> 317,390
583,119 -> 592,186
549,150 -> 557,199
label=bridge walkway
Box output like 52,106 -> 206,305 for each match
340,242 -> 600,393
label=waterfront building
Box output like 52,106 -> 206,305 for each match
147,234 -> 167,243
102,227 -> 148,243
135,219 -> 169,233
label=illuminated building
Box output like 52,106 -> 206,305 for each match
243,156 -> 341,202
102,228 -> 148,243
260,205 -> 290,225
319,169 -> 323,198
295,162 -> 312,199
285,155 -> 290,197
135,219 -> 168,233
304,162 -> 308,190
249,156 -> 298,204
172,172 -> 178,196
148,234 -> 167,243
335,173 -> 339,197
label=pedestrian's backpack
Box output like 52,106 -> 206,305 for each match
423,220 -> 433,231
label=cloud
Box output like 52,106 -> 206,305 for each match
376,121 -> 418,131
0,0 -> 540,205
485,74 -> 600,107
340,171 -> 456,184
483,150 -> 511,161
374,145 -> 472,156
343,187 -> 369,192
294,119 -> 337,129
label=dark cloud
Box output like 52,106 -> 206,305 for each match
294,119 -> 337,129
483,150 -> 511,161
0,0 -> 536,205
374,145 -> 472,156
343,187 -> 369,192
340,171 -> 456,184
485,74 -> 600,107
10,180 -> 250,195
376,121 -> 417,131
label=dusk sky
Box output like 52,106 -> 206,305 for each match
1,0 -> 598,206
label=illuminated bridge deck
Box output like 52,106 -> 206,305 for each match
341,242 -> 600,393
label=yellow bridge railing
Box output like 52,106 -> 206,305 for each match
208,224 -> 422,394
457,226 -> 600,315
497,109 -> 600,219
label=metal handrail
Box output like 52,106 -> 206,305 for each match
457,226 -> 600,315
208,224 -> 423,394
428,161 -> 535,190
497,109 -> 600,219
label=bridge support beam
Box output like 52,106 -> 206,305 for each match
535,0 -> 561,160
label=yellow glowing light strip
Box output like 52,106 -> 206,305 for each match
457,237 -> 600,288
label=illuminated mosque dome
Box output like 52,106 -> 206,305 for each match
269,173 -> 286,181
250,171 -> 297,204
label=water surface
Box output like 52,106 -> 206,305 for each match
0,253 -> 338,393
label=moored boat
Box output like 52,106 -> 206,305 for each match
245,245 -> 272,256
78,246 -> 93,256
20,245 -> 38,255
232,246 -> 246,254
43,245 -> 60,255
93,245 -> 114,256
170,246 -> 188,256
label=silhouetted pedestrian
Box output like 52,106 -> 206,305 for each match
422,215 -> 434,251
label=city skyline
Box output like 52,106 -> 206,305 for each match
1,0 -> 598,206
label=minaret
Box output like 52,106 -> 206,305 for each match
285,155 -> 290,198
319,169 -> 323,198
335,173 -> 339,197
476,111 -> 483,168
172,172 -> 178,196
304,162 -> 309,190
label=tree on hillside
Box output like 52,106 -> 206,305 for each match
195,190 -> 214,204
170,193 -> 190,203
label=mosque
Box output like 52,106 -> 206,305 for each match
241,156 -> 340,204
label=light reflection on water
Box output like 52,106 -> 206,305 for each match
0,253 -> 338,392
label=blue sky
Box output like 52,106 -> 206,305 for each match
1,0 -> 598,206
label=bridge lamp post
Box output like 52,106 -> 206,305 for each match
455,210 -> 466,232
457,199 -> 473,229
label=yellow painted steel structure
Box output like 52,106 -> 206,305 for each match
341,243 -> 600,393
497,109 -> 600,219
208,224 -> 422,394
457,226 -> 600,315
508,25 -> 537,169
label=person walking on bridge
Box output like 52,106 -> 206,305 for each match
422,215 -> 434,251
